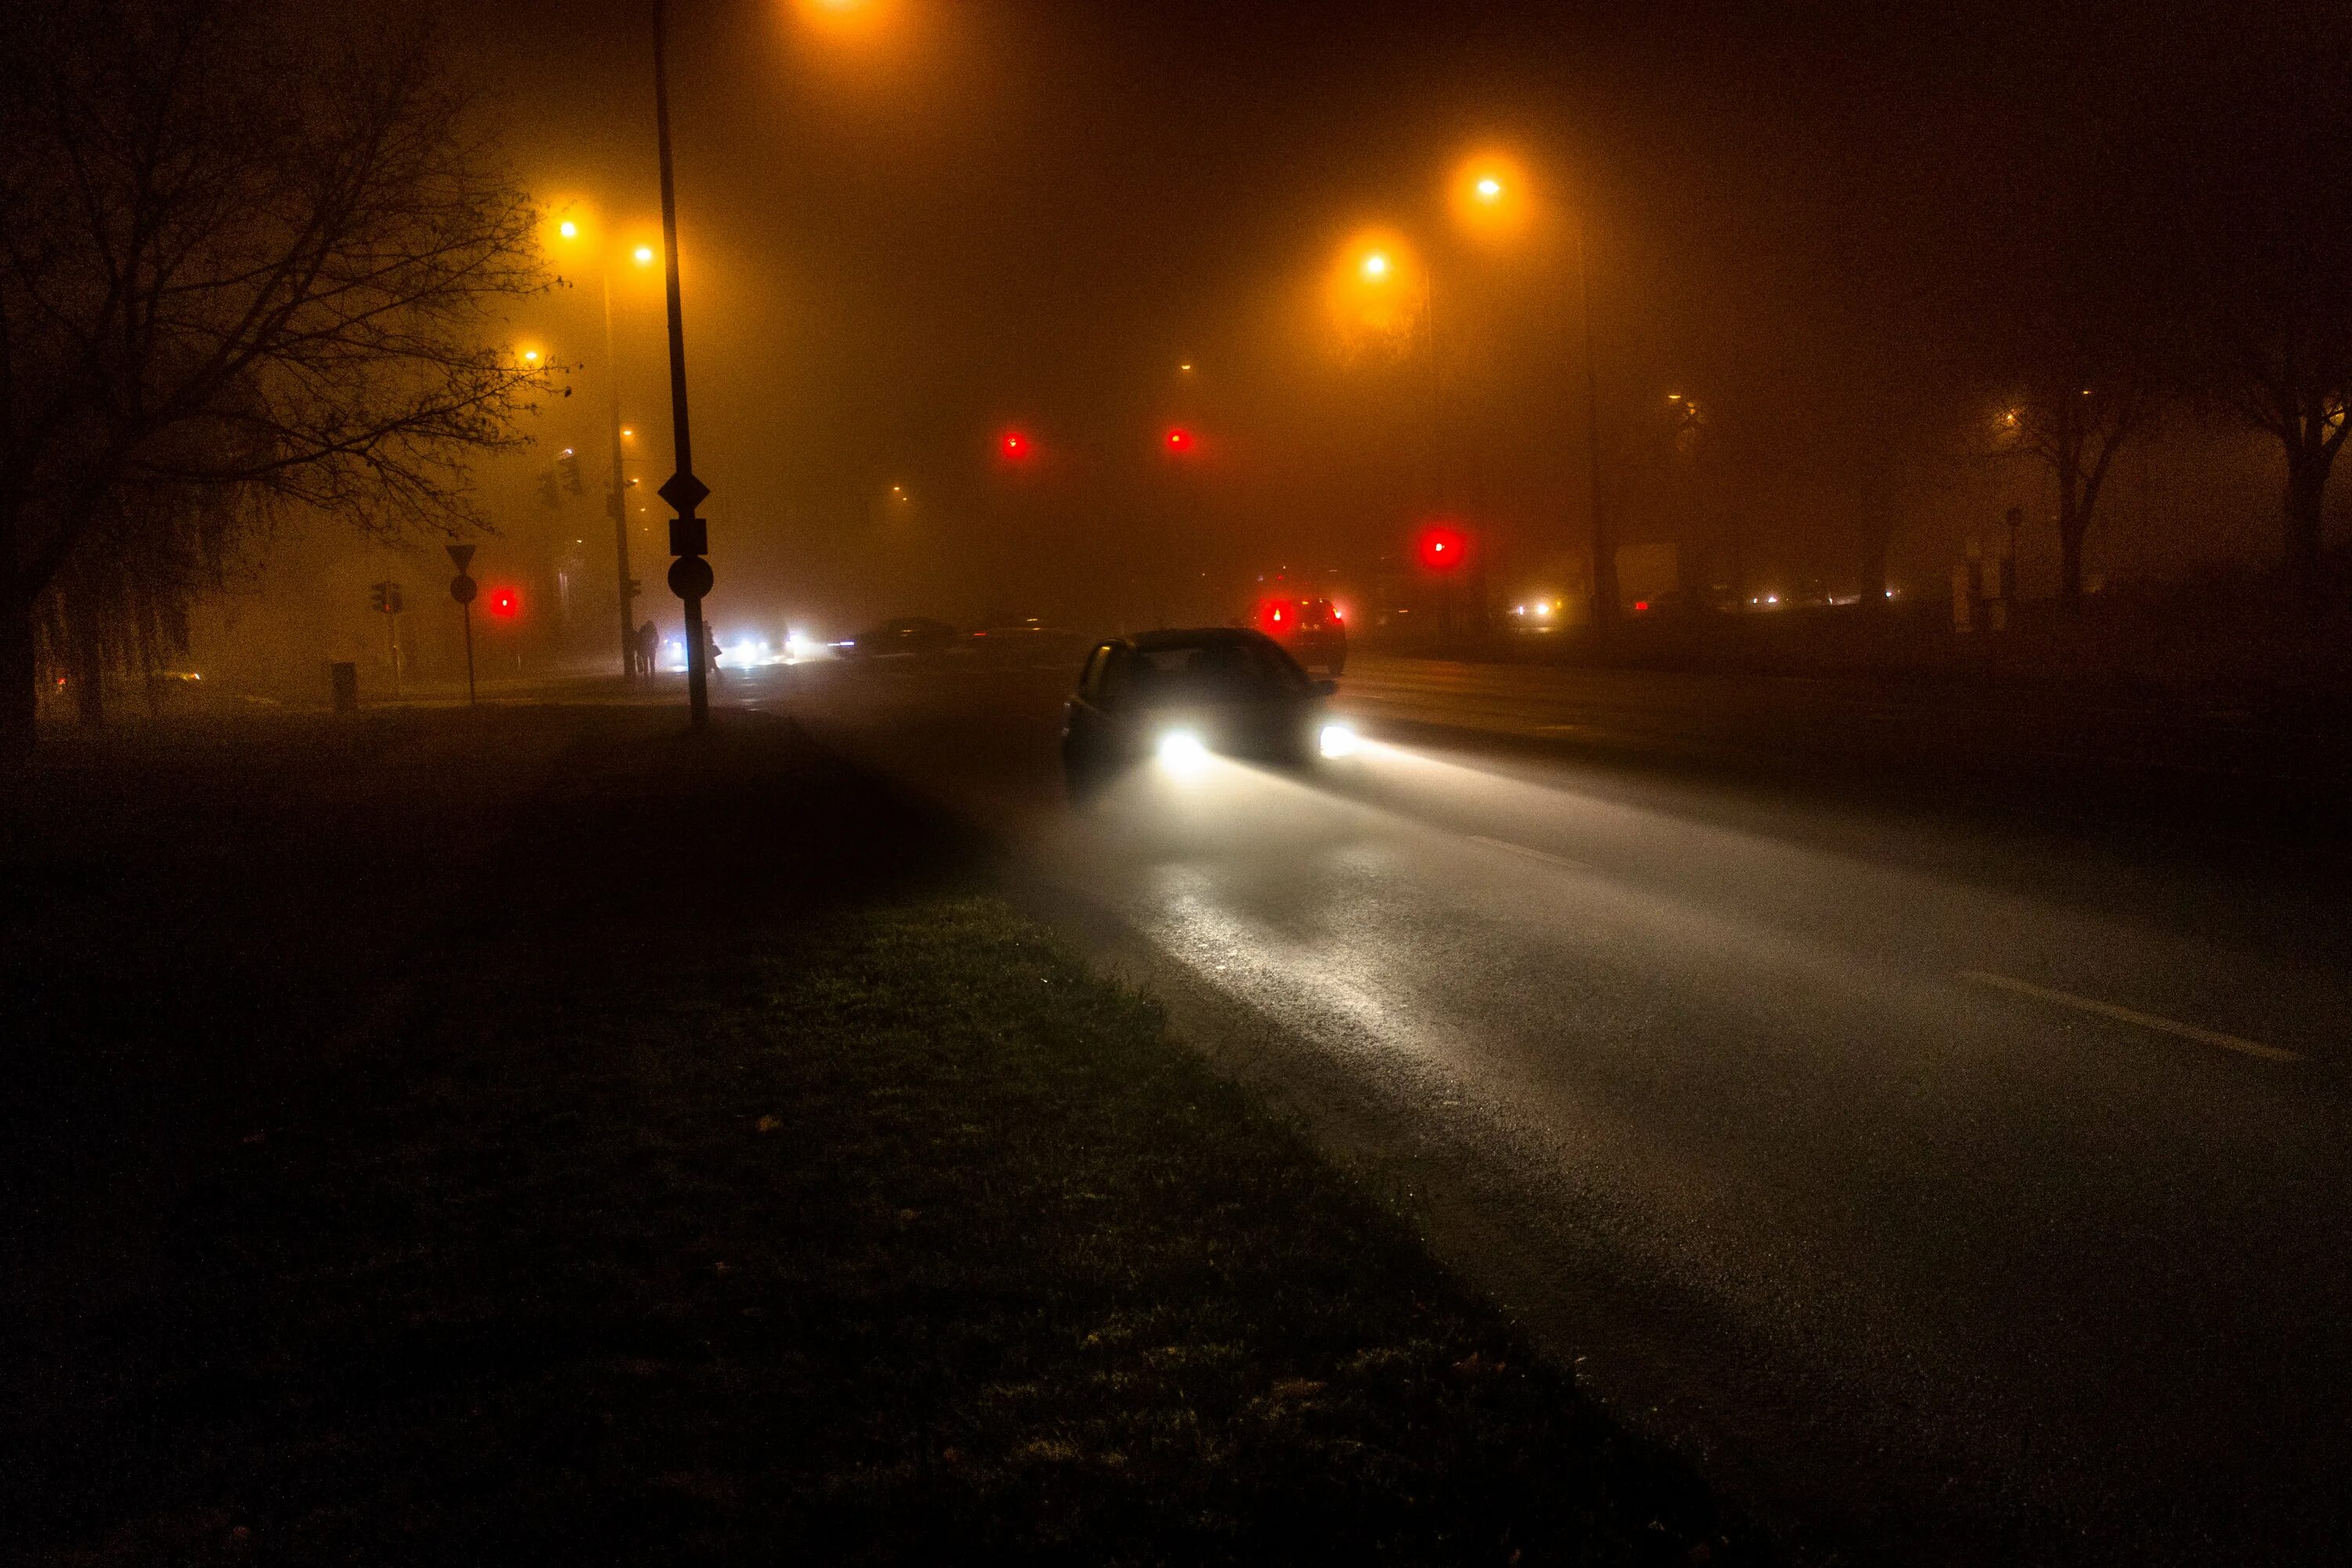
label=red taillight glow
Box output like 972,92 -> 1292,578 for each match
1634,599 -> 1650,612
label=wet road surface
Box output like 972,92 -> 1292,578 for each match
746,651 -> 2352,1565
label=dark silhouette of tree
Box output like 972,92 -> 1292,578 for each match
1993,374 -> 2153,608
0,0 -> 546,746
2210,70 -> 2352,586
2138,14 -> 2352,592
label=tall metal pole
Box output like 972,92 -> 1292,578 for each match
652,0 -> 712,725
1575,207 -> 1616,649
603,269 -> 637,681
1423,272 -> 1459,638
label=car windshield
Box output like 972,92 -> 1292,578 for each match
1110,637 -> 1306,703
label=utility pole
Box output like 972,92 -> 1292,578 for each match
603,269 -> 638,681
1574,207 -> 1616,649
652,0 -> 712,726
387,583 -> 403,697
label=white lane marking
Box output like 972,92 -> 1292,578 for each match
1468,834 -> 1591,873
1958,971 -> 2303,1064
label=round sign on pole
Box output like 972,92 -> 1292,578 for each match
666,555 -> 714,601
450,574 -> 477,605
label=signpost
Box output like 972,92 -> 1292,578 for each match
369,580 -> 405,696
653,0 -> 712,725
447,543 -> 478,706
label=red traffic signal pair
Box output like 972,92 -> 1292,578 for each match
993,427 -> 1198,463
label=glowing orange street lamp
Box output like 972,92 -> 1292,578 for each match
1449,151 -> 1612,637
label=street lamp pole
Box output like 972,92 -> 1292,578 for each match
1573,206 -> 1616,648
601,267 -> 637,681
652,0 -> 712,725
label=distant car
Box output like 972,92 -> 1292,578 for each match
1061,627 -> 1357,802
844,617 -> 960,658
970,615 -> 1088,667
1257,596 -> 1347,674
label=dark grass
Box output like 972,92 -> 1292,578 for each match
1,706 -> 1752,1565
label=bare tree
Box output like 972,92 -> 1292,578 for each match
2207,79 -> 2352,585
2140,15 -> 2352,592
1993,374 -> 2153,608
0,0 -> 548,746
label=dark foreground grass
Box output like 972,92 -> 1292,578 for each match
2,706 -> 1750,1565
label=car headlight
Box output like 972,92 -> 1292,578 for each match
1318,721 -> 1359,759
1156,728 -> 1210,776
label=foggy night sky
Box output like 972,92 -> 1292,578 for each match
219,0 -> 2329,658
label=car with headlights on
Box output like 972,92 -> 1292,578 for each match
1061,628 -> 1358,802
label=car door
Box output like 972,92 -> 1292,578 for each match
1065,642 -> 1119,751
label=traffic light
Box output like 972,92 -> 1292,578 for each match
488,586 -> 520,619
557,447 -> 583,494
1418,524 -> 1468,572
1163,426 -> 1196,455
997,429 -> 1033,463
369,582 -> 388,613
387,583 -> 404,615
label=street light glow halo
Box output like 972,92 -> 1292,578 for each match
1452,150 -> 1533,238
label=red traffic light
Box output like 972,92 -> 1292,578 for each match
1163,426 -> 1195,454
487,585 -> 520,619
1418,524 -> 1468,572
997,429 -> 1033,462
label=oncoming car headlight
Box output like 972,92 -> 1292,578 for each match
1318,721 -> 1359,759
1156,728 -> 1211,776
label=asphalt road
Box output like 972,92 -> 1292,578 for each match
745,649 -> 2352,1565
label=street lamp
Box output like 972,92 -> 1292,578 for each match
1335,232 -> 1446,511
640,0 -> 878,723
553,204 -> 652,684
1446,154 -> 1613,644
650,0 -> 712,725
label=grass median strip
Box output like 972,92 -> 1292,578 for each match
4,710 -> 1752,1563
